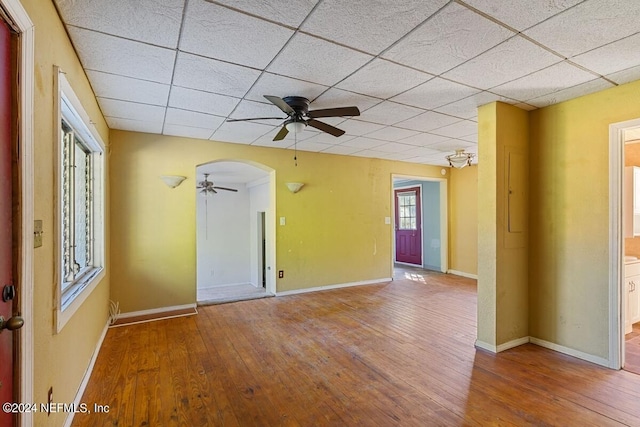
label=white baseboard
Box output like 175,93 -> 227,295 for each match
529,337 -> 610,368
117,303 -> 197,320
448,269 -> 478,280
275,278 -> 392,297
197,282 -> 254,290
64,320 -> 109,427
474,338 -> 528,353
474,339 -> 498,353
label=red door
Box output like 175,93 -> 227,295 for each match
0,17 -> 15,425
395,186 -> 422,265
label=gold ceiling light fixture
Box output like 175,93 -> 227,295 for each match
446,149 -> 475,169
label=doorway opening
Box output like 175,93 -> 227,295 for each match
392,175 -> 448,273
611,120 -> 640,374
195,160 -> 275,304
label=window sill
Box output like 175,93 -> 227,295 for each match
55,267 -> 105,334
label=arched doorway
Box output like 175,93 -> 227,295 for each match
195,160 -> 276,304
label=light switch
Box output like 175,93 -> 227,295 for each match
280,217 -> 286,226
384,217 -> 391,225
34,220 -> 43,248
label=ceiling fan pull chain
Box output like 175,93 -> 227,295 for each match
294,132 -> 298,167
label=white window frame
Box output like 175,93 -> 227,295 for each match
54,68 -> 105,333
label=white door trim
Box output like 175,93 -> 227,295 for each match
0,0 -> 34,425
608,118 -> 640,370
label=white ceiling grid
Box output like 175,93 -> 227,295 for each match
53,0 -> 640,167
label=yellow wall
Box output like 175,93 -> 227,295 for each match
449,165 -> 478,275
477,102 -> 529,347
109,131 -> 448,312
23,1 -> 111,425
529,79 -> 640,358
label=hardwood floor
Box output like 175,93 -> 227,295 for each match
626,323 -> 640,375
72,269 -> 640,426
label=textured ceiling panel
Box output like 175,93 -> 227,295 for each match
168,86 -> 240,117
266,33 -> 373,86
443,35 -> 562,90
54,0 -> 184,48
86,70 -> 170,106
180,1 -> 294,68
59,0 -> 640,167
491,61 -> 597,102
173,52 -> 261,97
336,58 -> 433,99
391,77 -> 480,110
68,27 -> 176,84
461,0 -> 583,31
245,73 -> 327,103
523,0 -> 640,58
300,0 -> 448,54
382,2 -> 513,75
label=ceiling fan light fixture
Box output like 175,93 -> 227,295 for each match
285,121 -> 306,134
446,149 -> 475,169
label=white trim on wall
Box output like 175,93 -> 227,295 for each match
275,277 -> 391,297
0,1 -> 35,425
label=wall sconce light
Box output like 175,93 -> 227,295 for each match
160,175 -> 186,188
286,182 -> 304,193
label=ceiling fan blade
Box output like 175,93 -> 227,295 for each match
308,106 -> 360,119
264,95 -> 295,115
213,186 -> 238,192
226,116 -> 285,122
307,119 -> 345,137
273,125 -> 289,141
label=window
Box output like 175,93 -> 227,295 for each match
56,70 -> 105,331
397,191 -> 417,230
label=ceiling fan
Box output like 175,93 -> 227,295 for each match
227,95 -> 360,141
197,173 -> 238,195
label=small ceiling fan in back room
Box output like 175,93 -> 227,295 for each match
196,173 -> 238,195
227,95 -> 360,141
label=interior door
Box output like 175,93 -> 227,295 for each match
0,16 -> 16,425
395,186 -> 422,265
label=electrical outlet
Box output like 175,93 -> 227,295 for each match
47,387 -> 53,416
278,270 -> 284,278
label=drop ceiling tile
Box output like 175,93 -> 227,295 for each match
339,137 -> 387,150
105,117 -> 163,134
462,0 -> 583,31
180,1 -> 294,68
523,0 -> 640,58
336,58 -> 433,99
382,2 -> 513,75
433,91 -> 513,120
491,61 -> 596,102
165,108 -> 225,129
572,33 -> 640,77
366,126 -> 421,142
251,137 -> 293,149
292,140 -> 332,152
303,132 -> 355,145
398,132 -> 450,147
168,86 -> 240,116
339,119 -> 387,136
460,134 -> 478,143
431,120 -> 477,139
55,0 -> 184,48
163,124 -> 214,140
392,77 -> 481,110
213,0 -> 319,27
400,146 -> 444,157
371,142 -> 415,153
311,88 -> 382,112
321,145 -> 363,155
266,33 -> 373,86
358,101 -> 424,126
68,27 -> 176,84
173,52 -> 261,97
526,78 -> 615,108
98,98 -> 166,122
429,139 -> 477,152
395,111 -> 462,132
245,73 -> 327,104
211,122 -> 274,144
300,0 -> 448,54
443,35 -> 561,90
253,126 -> 319,145
349,149 -> 390,159
607,64 -> 640,85
86,70 -> 170,106
381,151 -> 418,161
